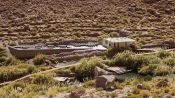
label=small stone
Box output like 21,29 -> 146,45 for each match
136,83 -> 145,89
156,79 -> 168,87
16,87 -> 23,92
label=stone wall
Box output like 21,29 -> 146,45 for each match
9,47 -> 86,59
58,50 -> 95,57
46,40 -> 98,45
56,50 -> 106,62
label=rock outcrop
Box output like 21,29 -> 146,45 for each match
94,67 -> 112,77
95,75 -> 116,89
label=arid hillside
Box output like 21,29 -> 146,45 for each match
0,0 -> 175,46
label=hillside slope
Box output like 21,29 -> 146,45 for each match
0,0 -> 175,45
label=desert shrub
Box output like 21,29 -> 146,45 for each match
134,55 -> 150,68
110,51 -> 135,67
12,82 -> 26,89
83,80 -> 95,87
154,64 -> 171,76
146,55 -> 161,64
0,48 -> 9,65
73,57 -> 103,81
46,86 -> 58,98
0,56 -> 20,66
132,87 -> 140,94
113,82 -> 123,89
32,73 -> 55,84
109,51 -> 149,70
139,64 -> 158,75
140,90 -> 151,98
157,50 -> 171,59
0,47 -> 5,53
163,57 -> 175,67
4,56 -> 20,66
164,87 -> 171,93
143,75 -> 153,81
33,54 -> 46,65
107,48 -> 124,58
55,68 -> 72,75
9,42 -> 16,46
25,84 -> 44,93
139,63 -> 171,76
0,64 -> 36,82
0,56 -> 7,63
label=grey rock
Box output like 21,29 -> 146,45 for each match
16,87 -> 23,92
96,75 -> 116,89
94,67 -> 112,78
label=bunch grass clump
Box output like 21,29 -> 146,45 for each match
32,73 -> 56,85
0,64 -> 36,82
33,54 -> 46,65
72,57 -> 104,81
109,51 -> 150,70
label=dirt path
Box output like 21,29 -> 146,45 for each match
0,63 -> 78,86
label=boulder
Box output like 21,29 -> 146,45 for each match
95,75 -> 116,89
94,67 -> 112,77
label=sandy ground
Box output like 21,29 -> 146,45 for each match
41,86 -> 132,98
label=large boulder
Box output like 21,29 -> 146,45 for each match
95,75 -> 116,89
94,67 -> 112,77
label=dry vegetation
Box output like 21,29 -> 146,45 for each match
0,0 -> 175,46
0,0 -> 175,97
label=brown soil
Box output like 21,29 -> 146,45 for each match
0,0 -> 174,45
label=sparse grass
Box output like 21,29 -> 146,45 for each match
72,57 -> 104,81
163,57 -> 175,67
139,64 -> 158,75
140,90 -> 151,98
154,64 -> 171,76
132,87 -> 140,94
83,80 -> 95,88
33,54 -> 46,65
0,0 -> 175,97
55,68 -> 72,76
0,64 -> 36,82
157,50 -> 171,59
109,51 -> 155,70
32,73 -> 56,85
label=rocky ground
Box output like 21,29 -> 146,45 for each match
41,86 -> 132,98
